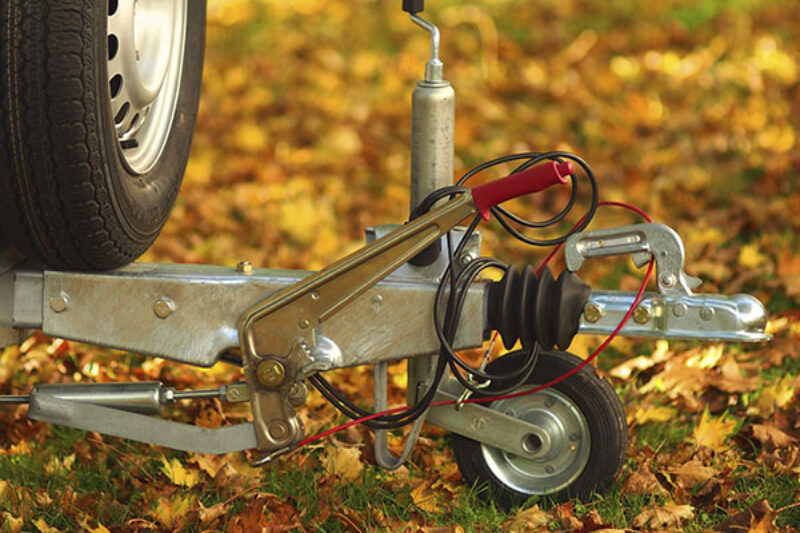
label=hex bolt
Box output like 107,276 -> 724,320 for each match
659,273 -> 677,289
49,292 -> 69,313
257,359 -> 286,388
672,302 -> 688,318
153,298 -> 176,319
268,421 -> 289,441
236,261 -> 253,274
633,305 -> 651,324
583,303 -> 603,323
700,306 -> 715,321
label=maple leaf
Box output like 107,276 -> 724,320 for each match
692,410 -> 737,451
632,503 -> 695,529
160,456 -> 201,487
152,494 -> 195,530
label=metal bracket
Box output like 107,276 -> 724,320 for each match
28,394 -> 257,455
565,223 -> 702,296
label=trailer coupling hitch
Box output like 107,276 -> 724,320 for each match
566,223 -> 771,343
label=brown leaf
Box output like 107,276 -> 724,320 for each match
748,424 -> 798,449
632,503 -> 695,529
668,459 -> 718,489
622,459 -> 666,496
716,499 -> 775,533
198,501 -> 229,525
505,505 -> 552,533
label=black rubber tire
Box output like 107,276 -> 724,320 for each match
452,350 -> 627,508
0,0 -> 206,270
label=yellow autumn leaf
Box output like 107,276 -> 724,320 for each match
152,494 -> 196,530
32,518 -> 62,533
1,512 -> 23,533
322,446 -> 363,482
81,522 -> 111,533
160,456 -> 201,487
692,410 -> 737,451
739,244 -> 769,269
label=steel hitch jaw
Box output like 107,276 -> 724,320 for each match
564,222 -> 771,343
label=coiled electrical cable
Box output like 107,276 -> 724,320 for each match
309,150 -> 599,428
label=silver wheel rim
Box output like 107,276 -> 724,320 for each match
481,387 -> 591,495
107,0 -> 188,174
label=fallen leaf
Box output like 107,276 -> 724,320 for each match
633,406 -> 677,425
622,459 -> 666,495
322,446 -> 363,482
198,501 -> 229,525
632,503 -> 694,529
32,518 -> 62,533
1,513 -> 23,533
716,499 -> 775,533
160,456 -> 201,487
668,460 -> 718,489
746,424 -> 797,449
693,410 -> 737,451
505,504 -> 552,533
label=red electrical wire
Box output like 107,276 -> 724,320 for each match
296,201 -> 653,448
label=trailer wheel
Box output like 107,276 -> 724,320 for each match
452,350 -> 627,508
0,0 -> 206,269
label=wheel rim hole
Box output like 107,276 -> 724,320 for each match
108,0 -> 118,16
108,35 -> 119,61
521,433 -> 543,454
130,114 -> 140,129
115,102 -> 130,125
110,74 -> 123,99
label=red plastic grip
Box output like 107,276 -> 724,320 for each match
471,161 -> 573,221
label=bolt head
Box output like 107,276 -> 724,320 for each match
298,318 -> 310,330
49,292 -> 69,313
257,359 -> 286,388
545,465 -> 555,474
268,420 -> 290,441
633,305 -> 651,324
153,298 -> 176,319
236,261 -> 253,274
584,303 -> 603,323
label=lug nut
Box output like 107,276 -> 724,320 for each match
236,261 -> 253,274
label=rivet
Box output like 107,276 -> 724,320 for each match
257,359 -> 286,388
672,302 -> 688,317
310,291 -> 320,300
584,303 -> 603,323
236,261 -> 253,274
372,294 -> 383,312
545,465 -> 555,474
49,292 -> 69,313
298,318 -> 310,329
700,306 -> 715,321
659,273 -> 677,289
633,305 -> 651,324
153,298 -> 176,319
569,433 -> 580,442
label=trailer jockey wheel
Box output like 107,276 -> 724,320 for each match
0,0 -> 206,270
452,350 -> 627,508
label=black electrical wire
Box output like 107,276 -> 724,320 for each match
311,150 -> 599,428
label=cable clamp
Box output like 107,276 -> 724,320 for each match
455,378 -> 491,411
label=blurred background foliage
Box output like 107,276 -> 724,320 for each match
147,0 -> 799,316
